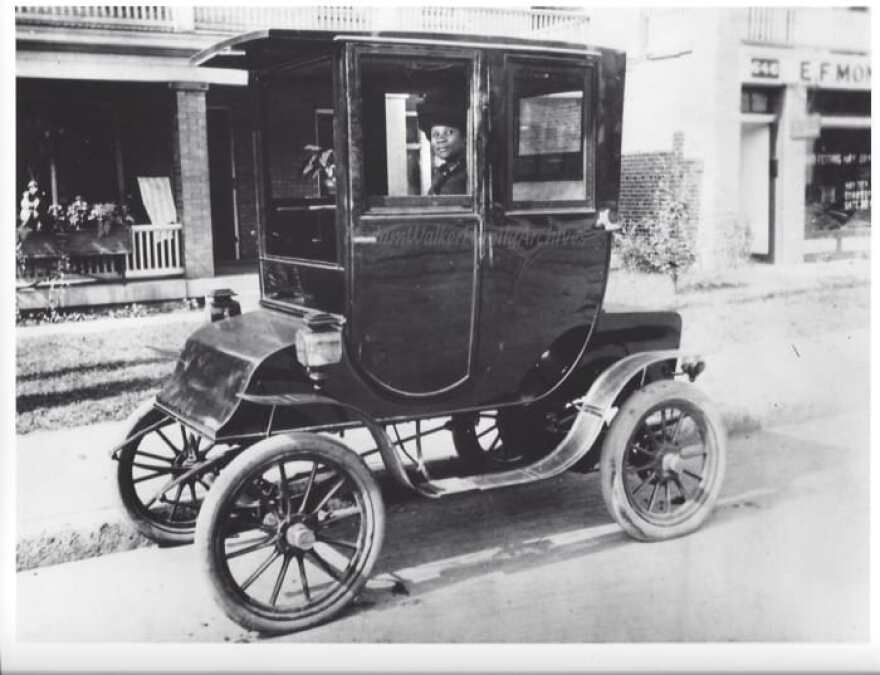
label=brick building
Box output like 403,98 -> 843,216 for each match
14,6 -> 590,308
593,7 -> 871,267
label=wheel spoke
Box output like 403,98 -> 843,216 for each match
143,476 -> 176,508
297,554 -> 312,602
278,462 -> 290,518
488,433 -> 502,453
270,554 -> 293,606
647,481 -> 660,512
188,482 -> 199,507
240,550 -> 281,592
315,535 -> 358,552
682,468 -> 705,482
319,506 -> 361,527
670,412 -> 686,444
310,477 -> 346,515
307,548 -> 344,581
664,481 -> 671,511
631,470 -> 656,496
155,428 -> 182,456
133,450 -> 175,464
680,446 -> 707,459
131,461 -> 176,472
168,483 -> 185,521
475,424 -> 498,440
671,475 -> 687,503
133,470 -> 170,485
298,462 -> 319,515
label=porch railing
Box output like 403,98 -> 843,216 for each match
126,223 -> 184,279
16,5 -> 589,43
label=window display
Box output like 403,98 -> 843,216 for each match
804,128 -> 870,236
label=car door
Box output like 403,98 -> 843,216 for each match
345,44 -> 484,397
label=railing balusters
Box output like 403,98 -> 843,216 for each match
124,223 -> 183,278
15,5 -> 596,42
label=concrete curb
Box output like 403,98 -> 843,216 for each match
14,396 -> 848,572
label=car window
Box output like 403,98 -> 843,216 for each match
360,54 -> 471,201
510,61 -> 593,205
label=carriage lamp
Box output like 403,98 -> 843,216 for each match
294,314 -> 345,370
206,288 -> 241,322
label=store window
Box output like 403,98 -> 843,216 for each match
804,89 -> 870,237
805,128 -> 870,236
509,61 -> 592,205
360,54 -> 471,203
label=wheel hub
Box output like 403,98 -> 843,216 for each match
661,451 -> 682,475
285,522 -> 316,551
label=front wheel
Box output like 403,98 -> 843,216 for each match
600,380 -> 726,541
196,433 -> 385,634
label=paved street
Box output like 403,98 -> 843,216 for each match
16,408 -> 869,643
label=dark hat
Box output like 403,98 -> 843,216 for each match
417,92 -> 467,137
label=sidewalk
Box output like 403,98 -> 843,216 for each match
15,257 -> 872,569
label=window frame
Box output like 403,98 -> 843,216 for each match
504,54 -> 597,211
349,43 -> 480,214
259,55 -> 341,267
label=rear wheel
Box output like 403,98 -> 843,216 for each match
196,433 -> 385,634
600,380 -> 726,541
451,401 -> 577,470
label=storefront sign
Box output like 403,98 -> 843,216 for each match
791,114 -> 821,140
742,52 -> 871,90
799,58 -> 871,89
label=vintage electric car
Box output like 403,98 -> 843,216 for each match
112,28 -> 726,634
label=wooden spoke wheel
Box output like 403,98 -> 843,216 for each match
600,380 -> 726,541
116,401 -> 238,545
451,401 -> 577,470
196,433 -> 385,634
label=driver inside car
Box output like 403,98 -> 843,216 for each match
417,95 -> 467,195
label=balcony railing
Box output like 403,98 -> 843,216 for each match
16,5 -> 589,44
742,7 -> 870,53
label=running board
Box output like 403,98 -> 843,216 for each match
423,349 -> 685,497
427,407 -> 605,496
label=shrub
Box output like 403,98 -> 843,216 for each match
617,161 -> 697,292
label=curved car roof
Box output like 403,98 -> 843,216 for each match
192,28 -> 614,70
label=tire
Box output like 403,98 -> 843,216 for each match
451,402 -> 575,470
196,432 -> 385,634
116,399 -> 232,545
600,380 -> 726,541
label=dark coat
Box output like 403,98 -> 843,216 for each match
428,159 -> 467,195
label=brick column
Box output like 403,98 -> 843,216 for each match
170,81 -> 214,279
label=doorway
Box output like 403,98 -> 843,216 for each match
207,107 -> 240,264
739,122 -> 773,257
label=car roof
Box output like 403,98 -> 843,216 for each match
191,28 -> 613,70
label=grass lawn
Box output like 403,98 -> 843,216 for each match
15,317 -> 201,434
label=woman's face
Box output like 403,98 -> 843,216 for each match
430,125 -> 465,162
